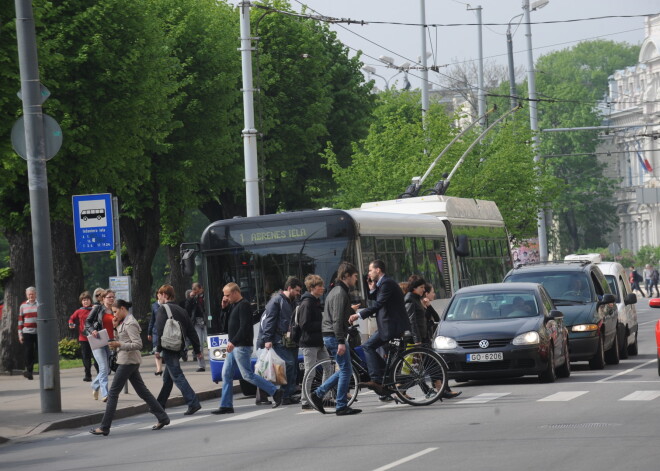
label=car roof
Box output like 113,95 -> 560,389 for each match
456,282 -> 541,295
508,262 -> 595,274
596,261 -> 625,276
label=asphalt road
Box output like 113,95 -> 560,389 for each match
3,303 -> 660,471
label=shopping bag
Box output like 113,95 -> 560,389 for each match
254,348 -> 273,381
270,349 -> 287,386
254,348 -> 287,385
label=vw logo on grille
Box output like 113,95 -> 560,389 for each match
479,340 -> 490,349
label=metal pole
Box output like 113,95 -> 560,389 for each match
470,5 -> 486,125
523,0 -> 548,261
113,197 -> 122,276
239,1 -> 260,217
419,0 -> 429,123
14,0 -> 61,412
506,27 -> 517,110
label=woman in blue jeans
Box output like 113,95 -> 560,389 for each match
86,290 -> 116,402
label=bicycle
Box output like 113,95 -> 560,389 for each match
301,326 -> 448,410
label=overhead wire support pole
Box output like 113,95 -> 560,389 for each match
523,0 -> 549,262
419,107 -> 497,186
239,1 -> 260,217
419,0 -> 429,124
468,5 -> 486,126
14,0 -> 61,412
445,105 -> 522,183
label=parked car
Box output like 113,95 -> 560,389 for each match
433,282 -> 570,383
503,260 -> 619,369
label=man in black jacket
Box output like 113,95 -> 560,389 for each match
155,284 -> 202,416
212,283 -> 283,414
349,260 -> 410,395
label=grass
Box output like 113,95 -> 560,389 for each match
33,358 -> 84,372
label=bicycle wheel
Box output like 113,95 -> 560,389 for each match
301,358 -> 359,411
391,347 -> 447,406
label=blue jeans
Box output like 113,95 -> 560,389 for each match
315,336 -> 353,411
273,343 -> 297,398
220,346 -> 278,408
194,323 -> 207,369
91,346 -> 110,398
156,350 -> 200,408
362,331 -> 387,383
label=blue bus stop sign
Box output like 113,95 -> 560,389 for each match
72,194 -> 114,253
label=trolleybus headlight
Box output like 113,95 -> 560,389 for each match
434,336 -> 457,350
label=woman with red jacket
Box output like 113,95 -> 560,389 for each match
69,291 -> 98,382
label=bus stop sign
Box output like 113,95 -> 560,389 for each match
72,193 -> 114,253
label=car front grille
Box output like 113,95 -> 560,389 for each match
457,338 -> 512,349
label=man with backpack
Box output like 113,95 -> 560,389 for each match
256,277 -> 303,404
155,284 -> 202,415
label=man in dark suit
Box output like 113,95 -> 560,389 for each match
349,260 -> 410,395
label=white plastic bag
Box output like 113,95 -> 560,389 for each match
255,348 -> 287,385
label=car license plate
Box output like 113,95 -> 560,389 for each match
466,352 -> 503,362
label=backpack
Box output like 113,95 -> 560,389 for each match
160,304 -> 184,351
290,305 -> 302,344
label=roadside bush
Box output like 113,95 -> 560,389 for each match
58,338 -> 80,359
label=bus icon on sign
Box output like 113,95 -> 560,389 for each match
80,209 -> 105,221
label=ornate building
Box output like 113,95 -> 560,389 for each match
600,14 -> 660,253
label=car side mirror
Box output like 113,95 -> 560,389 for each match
599,293 -> 616,305
624,293 -> 637,305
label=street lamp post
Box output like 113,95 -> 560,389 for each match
362,65 -> 390,90
524,0 -> 550,261
506,13 -> 523,110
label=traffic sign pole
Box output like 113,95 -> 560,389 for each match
15,0 -> 61,412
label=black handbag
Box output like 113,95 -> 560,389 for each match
108,351 -> 118,372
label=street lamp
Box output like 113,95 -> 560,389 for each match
506,13 -> 523,110
362,65 -> 390,90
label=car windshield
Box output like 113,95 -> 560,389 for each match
506,271 -> 591,303
444,292 -> 539,321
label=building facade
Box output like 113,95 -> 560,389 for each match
600,14 -> 660,253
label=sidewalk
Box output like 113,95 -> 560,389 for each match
0,359 -> 228,444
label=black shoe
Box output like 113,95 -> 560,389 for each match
256,399 -> 272,406
211,407 -> 234,415
442,390 -> 462,399
181,351 -> 188,362
196,368 -> 205,372
282,396 -> 301,405
23,371 -> 33,380
309,389 -> 326,414
272,389 -> 284,408
359,381 -> 385,395
336,407 -> 362,416
152,418 -> 170,430
378,395 -> 394,402
83,376 -> 92,382
301,403 -> 313,410
89,427 -> 109,436
154,371 -> 163,376
184,404 -> 202,416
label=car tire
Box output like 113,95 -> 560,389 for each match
589,333 -> 605,370
539,344 -> 556,383
619,324 -> 629,360
627,331 -> 639,356
605,329 -> 620,365
556,340 -> 571,378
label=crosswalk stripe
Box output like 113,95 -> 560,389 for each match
458,392 -> 510,404
619,391 -> 660,401
138,414 -> 205,430
538,391 -> 589,402
217,408 -> 283,422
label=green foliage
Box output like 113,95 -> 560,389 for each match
535,40 -> 640,251
58,338 -> 80,360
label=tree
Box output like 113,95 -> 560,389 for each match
534,40 -> 639,253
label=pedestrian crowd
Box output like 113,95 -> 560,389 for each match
629,264 -> 660,298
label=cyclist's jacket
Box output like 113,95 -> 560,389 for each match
322,281 -> 352,344
360,275 -> 411,341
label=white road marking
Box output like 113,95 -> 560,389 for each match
538,391 -> 589,402
372,447 -> 438,471
596,359 -> 657,383
458,392 -> 510,404
619,391 -> 660,401
217,408 -> 282,422
69,422 -> 136,438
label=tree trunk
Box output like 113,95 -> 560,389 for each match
563,211 -> 579,253
121,208 -> 160,322
166,243 -> 190,303
0,229 -> 35,373
50,221 -> 84,339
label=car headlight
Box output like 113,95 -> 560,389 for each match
571,324 -> 598,332
512,331 -> 540,345
434,336 -> 457,349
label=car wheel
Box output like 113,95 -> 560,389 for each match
539,344 -> 557,383
589,333 -> 605,370
628,331 -> 639,356
556,341 -> 571,378
605,329 -> 620,365
619,324 -> 629,360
